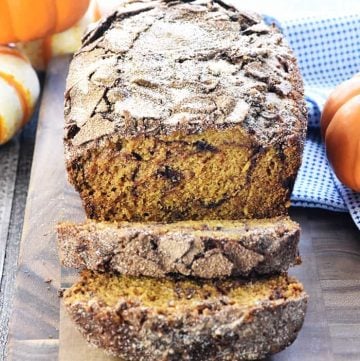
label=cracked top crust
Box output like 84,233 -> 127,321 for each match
57,217 -> 300,279
64,0 -> 307,151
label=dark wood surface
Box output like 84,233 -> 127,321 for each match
2,57 -> 360,361
0,71 -> 45,361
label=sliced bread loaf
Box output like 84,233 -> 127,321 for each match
63,271 -> 307,361
57,216 -> 300,279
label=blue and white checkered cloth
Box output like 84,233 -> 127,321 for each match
264,14 -> 360,229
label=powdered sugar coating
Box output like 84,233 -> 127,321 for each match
64,0 -> 307,157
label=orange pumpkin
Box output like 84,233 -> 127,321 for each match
0,0 -> 90,44
321,75 -> 360,191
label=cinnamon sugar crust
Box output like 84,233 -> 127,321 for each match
57,216 -> 301,279
63,271 -> 307,361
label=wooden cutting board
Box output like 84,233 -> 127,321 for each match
6,56 -> 360,361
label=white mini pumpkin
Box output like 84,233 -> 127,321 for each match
0,46 -> 40,144
17,0 -> 126,70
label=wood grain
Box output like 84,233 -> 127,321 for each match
0,139 -> 20,288
0,74 -> 45,360
5,57 -> 360,361
0,138 -> 21,360
10,340 -> 58,361
7,57 -> 73,361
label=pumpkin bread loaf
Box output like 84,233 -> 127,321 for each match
57,216 -> 300,279
64,271 -> 307,361
62,1 -> 308,359
64,0 -> 307,222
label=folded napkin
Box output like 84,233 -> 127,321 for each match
263,14 -> 360,229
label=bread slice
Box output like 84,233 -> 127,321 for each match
57,216 -> 300,279
63,271 -> 307,361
